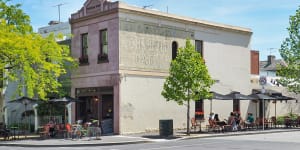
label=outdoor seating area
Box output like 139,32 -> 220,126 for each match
38,119 -> 101,140
0,123 -> 10,140
191,114 -> 300,134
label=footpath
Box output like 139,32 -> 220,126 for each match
0,128 -> 300,147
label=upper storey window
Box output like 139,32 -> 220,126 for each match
172,41 -> 178,60
79,33 -> 89,65
98,29 -> 108,63
195,40 -> 203,57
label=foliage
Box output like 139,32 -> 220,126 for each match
0,0 -> 77,100
36,101 -> 65,116
9,123 -> 35,132
0,0 -> 32,33
276,113 -> 299,125
277,6 -> 300,94
161,39 -> 214,135
276,116 -> 285,125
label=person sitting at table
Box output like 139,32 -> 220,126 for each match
235,112 -> 242,129
245,113 -> 254,127
48,117 -> 56,137
208,112 -> 215,120
228,112 -> 238,131
214,114 -> 226,126
214,114 -> 227,132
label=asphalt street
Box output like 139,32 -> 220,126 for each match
1,131 -> 300,150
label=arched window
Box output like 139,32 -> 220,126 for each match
172,41 -> 178,60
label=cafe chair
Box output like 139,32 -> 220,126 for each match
39,125 -> 50,139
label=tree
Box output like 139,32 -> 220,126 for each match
278,6 -> 300,94
0,0 -> 32,33
161,39 -> 214,135
0,0 -> 77,100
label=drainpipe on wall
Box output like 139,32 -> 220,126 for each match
33,104 -> 38,132
67,103 -> 72,124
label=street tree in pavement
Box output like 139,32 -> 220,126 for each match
278,6 -> 300,94
0,0 -> 77,99
162,39 -> 214,135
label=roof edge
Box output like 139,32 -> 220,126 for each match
118,2 -> 252,34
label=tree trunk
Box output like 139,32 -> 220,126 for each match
187,99 -> 190,135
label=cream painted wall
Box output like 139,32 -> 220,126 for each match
118,10 -> 253,132
119,75 -> 191,134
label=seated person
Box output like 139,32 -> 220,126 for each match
245,113 -> 254,125
208,112 -> 215,121
48,117 -> 56,137
214,114 -> 226,126
228,112 -> 238,131
235,112 -> 242,126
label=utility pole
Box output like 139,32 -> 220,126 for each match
53,3 -> 66,22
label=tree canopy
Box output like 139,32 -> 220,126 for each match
161,39 -> 214,135
278,6 -> 300,94
0,0 -> 77,99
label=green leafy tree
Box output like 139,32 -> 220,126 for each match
0,0 -> 77,100
0,0 -> 32,33
278,6 -> 300,94
161,39 -> 214,135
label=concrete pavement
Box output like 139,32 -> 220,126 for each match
0,128 -> 300,147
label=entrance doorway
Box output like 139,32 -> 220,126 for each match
75,96 -> 98,124
75,94 -> 114,134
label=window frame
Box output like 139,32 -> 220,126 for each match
195,99 -> 204,120
172,41 -> 178,60
195,40 -> 203,57
79,33 -> 89,65
98,29 -> 108,63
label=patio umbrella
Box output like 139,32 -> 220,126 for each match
9,96 -> 40,138
247,93 -> 275,130
209,91 -> 232,113
224,91 -> 256,115
48,96 -> 82,125
226,91 -> 256,100
270,94 -> 295,119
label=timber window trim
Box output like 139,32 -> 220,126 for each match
98,29 -> 109,63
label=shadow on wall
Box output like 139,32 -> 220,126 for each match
122,102 -> 134,120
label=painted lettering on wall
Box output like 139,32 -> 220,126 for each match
120,20 -> 193,71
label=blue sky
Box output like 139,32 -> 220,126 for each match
9,0 -> 300,60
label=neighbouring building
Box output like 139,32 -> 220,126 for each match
259,55 -> 286,86
250,51 -> 300,119
38,21 -> 71,40
70,0 -> 254,134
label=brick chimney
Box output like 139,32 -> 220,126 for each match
267,55 -> 275,65
250,50 -> 259,75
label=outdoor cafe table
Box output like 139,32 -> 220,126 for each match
10,126 -> 18,140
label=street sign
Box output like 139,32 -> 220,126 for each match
259,76 -> 267,85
